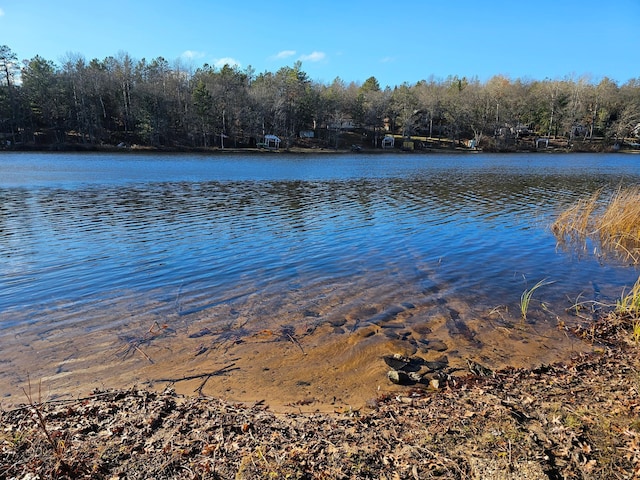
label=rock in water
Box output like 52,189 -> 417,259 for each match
427,339 -> 449,352
387,370 -> 413,385
424,355 -> 449,372
383,354 -> 411,371
383,354 -> 424,372
467,359 -> 493,377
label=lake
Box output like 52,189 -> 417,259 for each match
1,151 -> 638,409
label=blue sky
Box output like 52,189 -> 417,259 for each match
1,0 -> 638,88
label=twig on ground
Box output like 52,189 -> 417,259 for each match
132,343 -> 154,363
285,333 -> 306,355
22,376 -> 66,462
154,363 -> 237,387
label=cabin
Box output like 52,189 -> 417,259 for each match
258,134 -> 281,150
402,139 -> 414,151
327,119 -> 356,130
535,137 -> 549,149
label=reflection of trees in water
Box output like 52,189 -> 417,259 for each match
3,170 -> 639,335
6,172 -> 632,237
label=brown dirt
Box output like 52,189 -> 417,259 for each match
2,313 -> 640,479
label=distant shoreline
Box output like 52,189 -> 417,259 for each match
0,141 -> 631,155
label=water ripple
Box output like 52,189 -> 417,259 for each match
1,153 -> 640,337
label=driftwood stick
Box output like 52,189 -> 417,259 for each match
194,374 -> 213,396
133,344 -> 154,364
286,333 -> 306,355
154,363 -> 237,384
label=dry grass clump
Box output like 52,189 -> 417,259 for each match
616,275 -> 640,318
552,187 -> 640,263
573,275 -> 640,347
616,276 -> 640,346
598,187 -> 640,257
551,190 -> 601,241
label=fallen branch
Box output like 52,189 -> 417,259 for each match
154,363 -> 237,385
132,344 -> 154,364
286,333 -> 306,355
194,374 -> 213,396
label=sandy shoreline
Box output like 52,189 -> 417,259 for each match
2,346 -> 638,479
0,291 -> 595,415
0,137 -> 623,155
2,312 -> 639,479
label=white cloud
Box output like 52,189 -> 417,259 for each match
0,8 -> 5,16
213,57 -> 241,68
380,56 -> 394,63
299,51 -> 326,62
274,50 -> 296,59
181,50 -> 206,60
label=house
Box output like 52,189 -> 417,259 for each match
327,117 -> 357,130
258,134 -> 281,149
535,137 -> 549,149
382,135 -> 395,149
570,124 -> 589,139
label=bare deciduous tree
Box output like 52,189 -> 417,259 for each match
1,43 -> 639,151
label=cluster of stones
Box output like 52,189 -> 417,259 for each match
385,354 -> 495,388
384,353 -> 450,389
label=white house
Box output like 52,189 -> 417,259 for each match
382,135 -> 395,149
262,134 -> 281,149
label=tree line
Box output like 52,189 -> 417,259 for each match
1,44 -> 639,151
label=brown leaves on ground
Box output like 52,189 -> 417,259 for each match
2,341 -> 640,480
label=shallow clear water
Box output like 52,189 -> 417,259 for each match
1,151 -> 639,404
2,152 -> 639,326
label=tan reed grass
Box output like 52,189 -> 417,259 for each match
616,275 -> 640,318
552,187 -> 640,263
595,186 -> 640,258
613,275 -> 640,346
551,190 -> 601,242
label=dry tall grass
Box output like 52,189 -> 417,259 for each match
597,187 -> 640,257
552,187 -> 640,263
616,275 -> 640,318
551,190 -> 601,241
